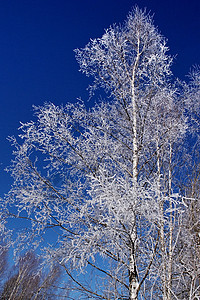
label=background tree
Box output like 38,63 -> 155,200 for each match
171,69 -> 200,300
0,251 -> 62,300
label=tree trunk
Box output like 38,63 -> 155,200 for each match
157,141 -> 167,299
129,230 -> 139,300
129,39 -> 140,300
167,142 -> 173,300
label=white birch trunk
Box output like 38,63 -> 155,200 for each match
129,39 -> 140,300
167,142 -> 173,300
157,142 -> 167,300
8,265 -> 28,300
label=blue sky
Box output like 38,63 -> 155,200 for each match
0,0 -> 200,196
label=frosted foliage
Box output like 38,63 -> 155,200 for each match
7,99 -> 186,299
8,103 -> 160,255
75,7 -> 172,101
6,7 -> 196,300
185,68 -> 200,138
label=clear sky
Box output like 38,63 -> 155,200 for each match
0,0 -> 200,196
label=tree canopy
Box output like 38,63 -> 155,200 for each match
3,7 -> 200,300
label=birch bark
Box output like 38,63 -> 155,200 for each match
129,38 -> 140,300
157,141 -> 167,300
167,142 -> 173,300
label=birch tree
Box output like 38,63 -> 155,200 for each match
6,7 -> 192,300
1,251 -> 62,300
172,68 -> 200,300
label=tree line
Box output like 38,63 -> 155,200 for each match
0,247 -> 66,299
